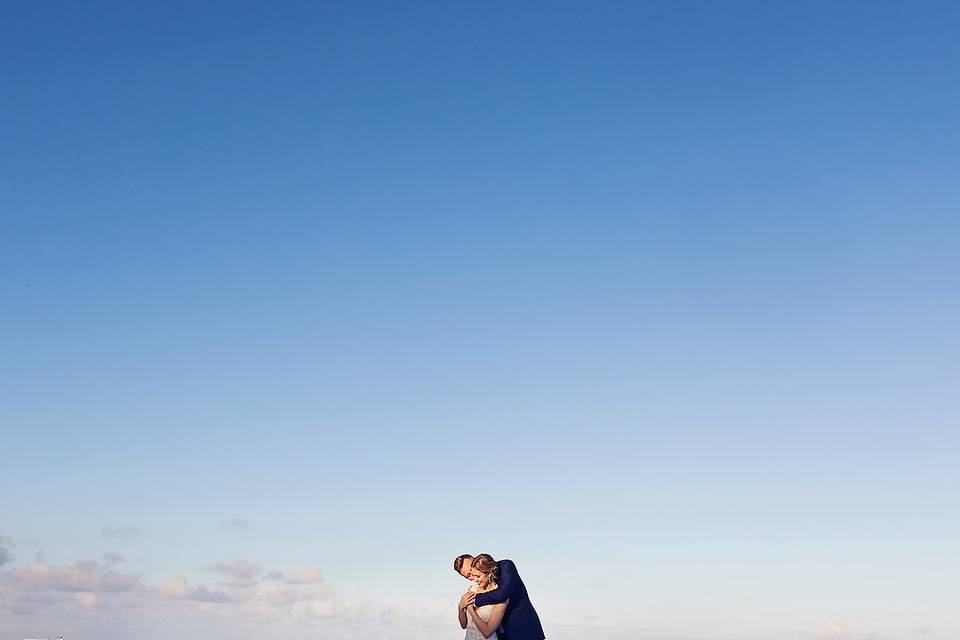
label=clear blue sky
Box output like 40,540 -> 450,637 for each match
2,2 -> 958,640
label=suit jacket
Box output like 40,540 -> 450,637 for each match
473,559 -> 545,640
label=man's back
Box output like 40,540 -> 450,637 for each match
473,559 -> 545,640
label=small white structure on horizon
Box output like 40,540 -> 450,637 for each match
23,636 -> 64,640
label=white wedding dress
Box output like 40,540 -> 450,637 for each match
464,584 -> 499,640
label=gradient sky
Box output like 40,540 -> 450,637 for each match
2,2 -> 959,640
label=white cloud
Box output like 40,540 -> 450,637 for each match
155,576 -> 191,599
286,567 -> 323,584
0,552 -> 668,640
815,615 -> 880,640
12,560 -> 140,592
153,576 -> 232,602
1,554 -> 341,635
73,592 -> 99,608
223,517 -> 252,529
0,531 -> 13,567
205,559 -> 262,587
101,525 -> 143,540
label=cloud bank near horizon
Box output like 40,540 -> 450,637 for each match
0,542 -> 390,640
0,530 -> 925,640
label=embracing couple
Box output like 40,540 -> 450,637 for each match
453,553 -> 546,640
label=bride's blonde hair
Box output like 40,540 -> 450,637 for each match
471,553 -> 500,584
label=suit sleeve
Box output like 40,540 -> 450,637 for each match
474,560 -> 516,607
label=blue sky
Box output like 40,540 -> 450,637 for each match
2,2 -> 958,639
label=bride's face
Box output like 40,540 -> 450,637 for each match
471,569 -> 491,589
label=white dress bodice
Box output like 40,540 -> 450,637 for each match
464,584 -> 498,640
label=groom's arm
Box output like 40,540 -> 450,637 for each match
474,559 -> 517,607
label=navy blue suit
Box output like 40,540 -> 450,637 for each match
473,559 -> 545,640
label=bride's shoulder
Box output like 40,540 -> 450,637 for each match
468,584 -> 479,594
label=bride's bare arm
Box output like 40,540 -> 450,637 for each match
467,601 -> 509,638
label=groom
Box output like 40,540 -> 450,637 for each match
455,553 -> 546,640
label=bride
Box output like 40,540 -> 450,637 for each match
458,554 -> 509,640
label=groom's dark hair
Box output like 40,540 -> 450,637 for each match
454,554 -> 473,574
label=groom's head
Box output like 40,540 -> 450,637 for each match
454,554 -> 473,578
